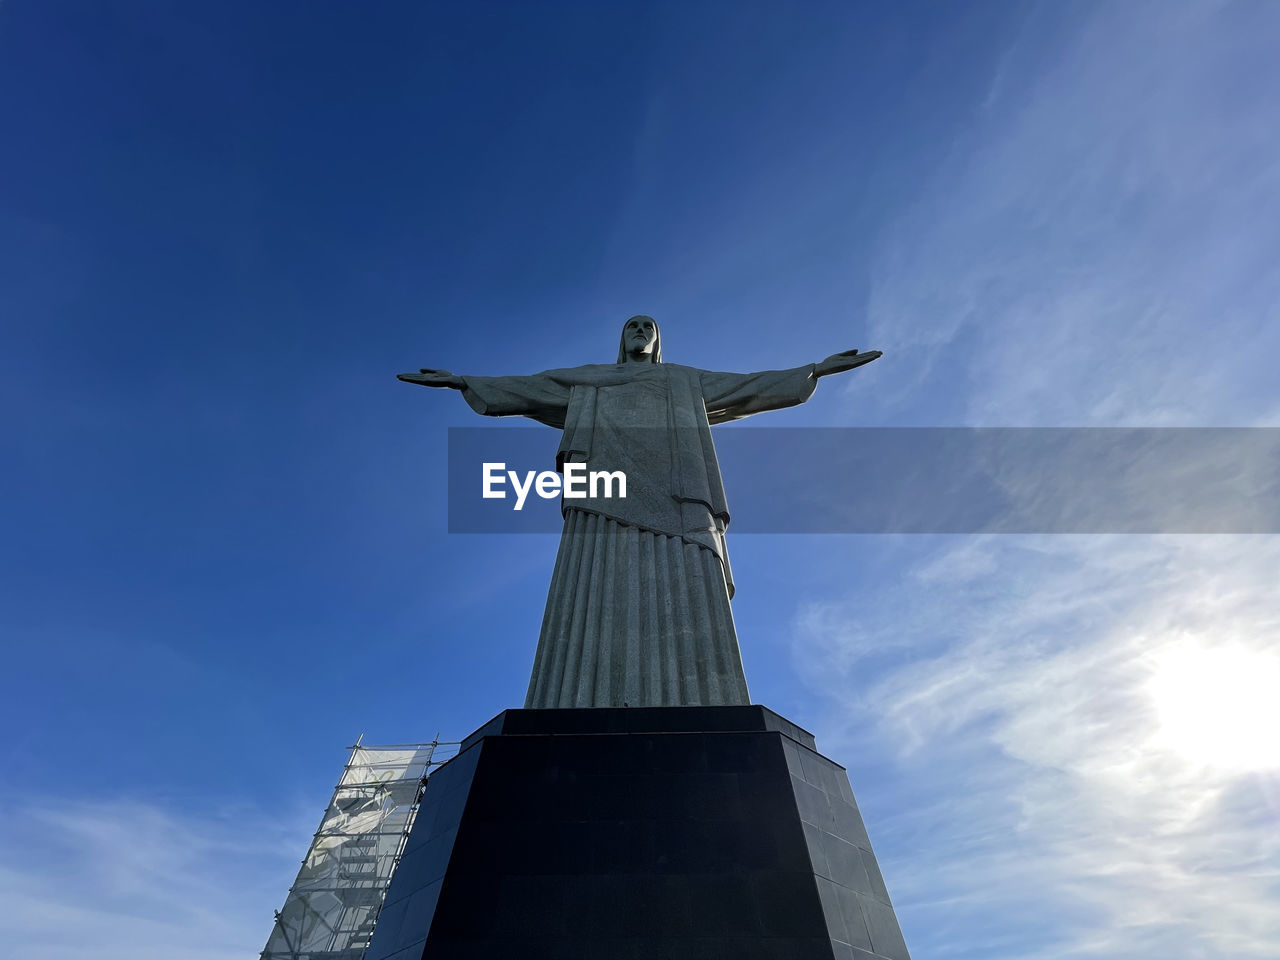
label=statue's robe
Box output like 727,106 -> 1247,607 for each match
460,361 -> 817,708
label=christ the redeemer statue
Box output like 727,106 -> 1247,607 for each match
399,316 -> 880,710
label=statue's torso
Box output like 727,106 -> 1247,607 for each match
563,365 -> 687,536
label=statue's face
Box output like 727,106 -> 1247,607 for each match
623,316 -> 657,356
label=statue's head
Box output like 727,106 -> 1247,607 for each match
617,315 -> 661,363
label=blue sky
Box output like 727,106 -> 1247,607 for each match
3,1 -> 1279,957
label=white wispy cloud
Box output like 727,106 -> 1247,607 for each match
0,796 -> 310,960
805,2 -> 1280,957
862,0 -> 1280,428
797,536 -> 1280,959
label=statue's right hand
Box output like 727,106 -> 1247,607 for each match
397,369 -> 464,389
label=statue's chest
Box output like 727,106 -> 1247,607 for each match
594,375 -> 670,430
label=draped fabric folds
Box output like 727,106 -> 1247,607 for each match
525,508 -> 749,709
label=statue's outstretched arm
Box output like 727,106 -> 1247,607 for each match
397,367 -> 571,428
700,350 -> 881,424
813,349 -> 882,378
397,368 -> 465,389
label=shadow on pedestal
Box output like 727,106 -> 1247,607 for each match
365,706 -> 910,960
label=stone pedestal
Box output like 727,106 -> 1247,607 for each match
364,706 -> 911,960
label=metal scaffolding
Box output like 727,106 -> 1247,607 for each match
261,737 -> 459,960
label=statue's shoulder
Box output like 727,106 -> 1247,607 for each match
535,363 -> 624,385
537,363 -> 607,377
575,363 -> 622,374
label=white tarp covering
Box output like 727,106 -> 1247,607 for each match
261,742 -> 455,960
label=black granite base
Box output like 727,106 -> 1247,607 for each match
364,706 -> 910,960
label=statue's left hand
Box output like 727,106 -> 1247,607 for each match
815,349 -> 882,378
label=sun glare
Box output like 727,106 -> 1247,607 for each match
1147,642 -> 1280,773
